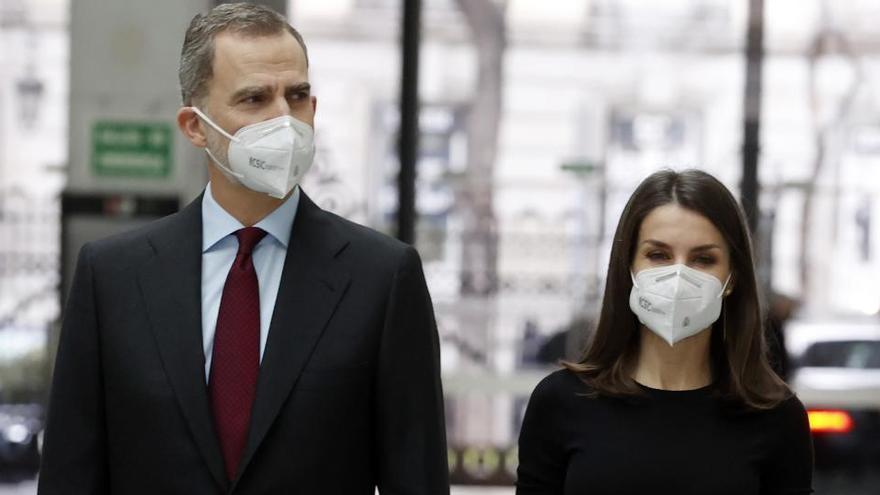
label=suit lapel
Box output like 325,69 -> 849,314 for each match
137,196 -> 228,492
233,193 -> 351,486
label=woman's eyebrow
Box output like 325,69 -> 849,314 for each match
640,239 -> 722,252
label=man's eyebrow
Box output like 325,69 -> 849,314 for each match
230,85 -> 271,102
229,83 -> 311,103
286,82 -> 311,94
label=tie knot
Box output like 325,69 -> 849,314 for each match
234,227 -> 267,257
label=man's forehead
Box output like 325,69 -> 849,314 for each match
212,30 -> 307,72
208,30 -> 308,92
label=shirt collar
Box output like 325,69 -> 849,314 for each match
202,182 -> 300,253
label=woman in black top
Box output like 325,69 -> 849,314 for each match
517,169 -> 813,494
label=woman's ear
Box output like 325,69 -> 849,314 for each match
723,273 -> 735,297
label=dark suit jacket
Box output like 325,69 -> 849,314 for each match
38,192 -> 449,494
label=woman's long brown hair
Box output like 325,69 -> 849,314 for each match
563,169 -> 789,409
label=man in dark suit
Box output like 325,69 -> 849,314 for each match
38,4 -> 449,494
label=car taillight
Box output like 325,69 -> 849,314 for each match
807,409 -> 854,434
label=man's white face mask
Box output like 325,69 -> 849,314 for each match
192,107 -> 315,199
629,264 -> 732,346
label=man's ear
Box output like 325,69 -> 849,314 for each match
177,106 -> 207,148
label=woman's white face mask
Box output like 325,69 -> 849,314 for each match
629,264 -> 731,346
192,107 -> 315,199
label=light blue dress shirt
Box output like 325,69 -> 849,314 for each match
201,183 -> 300,381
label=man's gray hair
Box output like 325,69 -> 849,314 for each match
178,3 -> 309,106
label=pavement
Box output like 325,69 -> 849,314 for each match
0,483 -> 511,494
0,481 -> 516,495
2,476 -> 877,494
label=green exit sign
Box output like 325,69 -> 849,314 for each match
560,161 -> 599,175
92,121 -> 173,178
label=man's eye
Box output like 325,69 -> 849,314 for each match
288,91 -> 309,101
242,95 -> 264,104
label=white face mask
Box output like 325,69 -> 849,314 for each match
191,107 -> 315,199
629,264 -> 732,346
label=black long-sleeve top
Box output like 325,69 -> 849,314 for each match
517,369 -> 813,494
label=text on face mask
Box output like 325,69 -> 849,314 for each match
249,156 -> 281,171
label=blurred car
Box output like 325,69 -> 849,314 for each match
787,317 -> 880,475
0,404 -> 41,477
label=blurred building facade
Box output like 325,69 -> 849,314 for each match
0,0 -> 67,402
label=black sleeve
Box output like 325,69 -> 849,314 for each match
517,373 -> 567,495
374,246 -> 450,494
38,244 -> 108,494
760,396 -> 814,495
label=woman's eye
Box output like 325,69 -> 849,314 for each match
694,255 -> 716,265
646,251 -> 668,260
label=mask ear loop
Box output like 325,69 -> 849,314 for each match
190,107 -> 246,181
204,148 -> 245,180
191,107 -> 237,142
718,273 -> 733,298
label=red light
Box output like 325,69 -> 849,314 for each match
808,410 -> 854,434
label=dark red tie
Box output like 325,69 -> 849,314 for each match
209,226 -> 266,481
